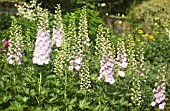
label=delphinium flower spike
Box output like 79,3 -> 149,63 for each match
128,39 -> 146,107
52,4 -> 65,48
130,59 -> 142,107
67,13 -> 82,72
96,25 -> 115,84
151,66 -> 166,110
53,5 -> 68,76
78,6 -> 91,91
116,38 -> 128,77
7,17 -> 23,65
17,0 -> 52,65
53,32 -> 67,76
134,43 -> 145,77
32,8 -> 52,65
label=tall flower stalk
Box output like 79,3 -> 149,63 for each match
52,4 -> 65,48
68,13 -> 82,72
32,8 -> 52,65
53,32 -> 67,76
96,25 -> 115,84
78,7 -> 91,91
130,59 -> 142,107
134,44 -> 145,76
53,4 -> 67,76
17,0 -> 52,65
151,66 -> 166,110
7,17 -> 23,65
116,38 -> 128,77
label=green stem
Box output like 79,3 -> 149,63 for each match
38,72 -> 42,94
64,69 -> 68,111
37,71 -> 42,107
13,64 -> 16,85
64,71 -> 67,99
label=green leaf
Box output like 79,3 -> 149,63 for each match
79,99 -> 90,110
16,95 -> 29,103
45,105 -> 60,111
7,101 -> 27,111
0,95 -> 11,104
30,89 -> 36,97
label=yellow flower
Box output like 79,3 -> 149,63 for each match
137,39 -> 140,42
130,40 -> 135,46
149,35 -> 155,40
130,40 -> 134,43
138,30 -> 143,34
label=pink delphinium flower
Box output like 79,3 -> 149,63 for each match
99,56 -> 115,84
52,28 -> 64,47
33,29 -> 52,65
1,39 -> 10,52
2,39 -> 10,49
116,50 -> 128,69
140,73 -> 144,76
159,102 -> 166,110
151,83 -> 166,110
69,56 -> 82,71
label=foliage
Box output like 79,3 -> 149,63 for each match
22,0 -> 145,15
0,13 -> 12,31
0,13 -> 12,41
126,18 -> 170,64
129,0 -> 170,23
63,7 -> 105,44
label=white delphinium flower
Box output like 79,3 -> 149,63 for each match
7,17 -> 23,65
116,38 -> 128,77
15,0 -> 38,21
96,25 -> 115,84
33,8 -> 51,65
78,6 -> 91,91
52,4 -> 65,48
67,13 -> 83,72
117,70 -> 125,77
130,44 -> 145,107
131,73 -> 142,107
134,44 -> 145,77
53,38 -> 67,76
53,27 -> 67,76
126,35 -> 136,72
